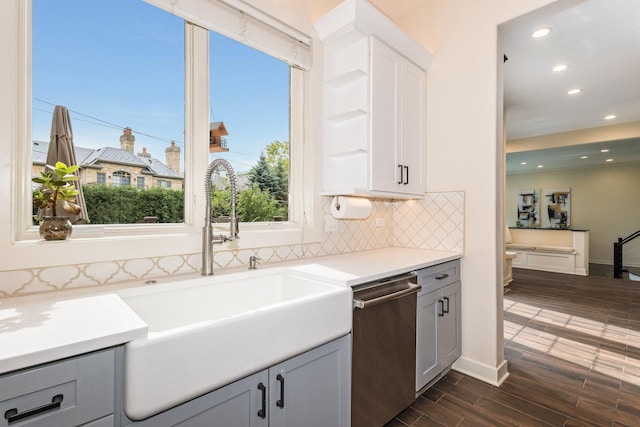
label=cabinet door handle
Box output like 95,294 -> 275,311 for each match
404,165 -> 409,185
257,383 -> 267,419
443,296 -> 450,314
4,394 -> 63,424
436,273 -> 449,280
398,164 -> 403,184
437,299 -> 444,317
276,374 -> 285,408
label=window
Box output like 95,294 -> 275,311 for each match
157,180 -> 171,189
137,176 -> 145,189
31,0 -> 185,225
20,0 -> 313,244
112,171 -> 131,187
209,31 -> 291,221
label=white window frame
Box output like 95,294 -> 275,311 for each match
7,0 -> 320,269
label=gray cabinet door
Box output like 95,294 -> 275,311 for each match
438,281 -> 462,368
123,370 -> 269,427
268,335 -> 350,427
416,289 -> 440,390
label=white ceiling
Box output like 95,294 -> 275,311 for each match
503,0 -> 640,140
502,0 -> 640,173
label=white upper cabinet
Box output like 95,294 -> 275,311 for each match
316,0 -> 432,199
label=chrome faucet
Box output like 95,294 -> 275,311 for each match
202,158 -> 239,276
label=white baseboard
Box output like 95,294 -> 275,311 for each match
451,356 -> 509,386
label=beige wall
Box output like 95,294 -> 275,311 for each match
507,162 -> 640,266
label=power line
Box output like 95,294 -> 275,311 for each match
33,98 -> 185,148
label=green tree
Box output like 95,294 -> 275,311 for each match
265,140 -> 289,174
248,152 -> 280,196
237,184 -> 283,222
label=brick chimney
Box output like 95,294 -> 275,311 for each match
165,141 -> 181,175
120,127 -> 135,153
137,147 -> 151,158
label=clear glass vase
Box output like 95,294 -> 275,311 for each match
39,216 -> 73,241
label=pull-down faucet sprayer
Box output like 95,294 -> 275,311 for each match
202,158 -> 239,276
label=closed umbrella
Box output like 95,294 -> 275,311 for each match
45,105 -> 89,224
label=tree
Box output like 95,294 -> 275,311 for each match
237,184 -> 283,222
248,152 -> 280,196
265,140 -> 289,175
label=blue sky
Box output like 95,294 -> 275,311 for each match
32,0 -> 289,173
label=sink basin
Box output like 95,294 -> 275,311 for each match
118,268 -> 352,420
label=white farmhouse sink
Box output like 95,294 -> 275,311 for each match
117,268 -> 352,420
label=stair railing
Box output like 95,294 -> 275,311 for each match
614,229 -> 640,278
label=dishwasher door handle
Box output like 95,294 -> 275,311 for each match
353,283 -> 421,309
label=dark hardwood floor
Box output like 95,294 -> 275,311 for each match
386,268 -> 640,427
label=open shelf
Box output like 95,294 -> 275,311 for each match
325,69 -> 367,88
325,109 -> 367,123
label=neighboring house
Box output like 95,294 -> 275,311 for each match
32,128 -> 184,190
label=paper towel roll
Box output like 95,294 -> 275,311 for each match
330,196 -> 372,219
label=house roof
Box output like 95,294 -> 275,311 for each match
32,140 -> 183,179
209,121 -> 228,137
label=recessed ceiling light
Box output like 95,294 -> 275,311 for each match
605,114 -> 617,120
567,88 -> 581,95
537,165 -> 544,168
531,27 -> 552,39
601,149 -> 610,153
552,64 -> 568,72
606,158 -> 614,162
520,162 -> 527,165
580,156 -> 588,159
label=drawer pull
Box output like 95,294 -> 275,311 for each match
276,374 -> 285,408
257,382 -> 267,419
5,394 -> 63,424
435,273 -> 449,280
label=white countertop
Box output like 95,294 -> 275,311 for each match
290,247 -> 461,287
0,247 -> 461,375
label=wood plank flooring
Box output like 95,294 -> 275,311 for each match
386,268 -> 640,427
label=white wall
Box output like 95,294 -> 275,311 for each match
507,162 -> 640,266
395,0 -> 557,384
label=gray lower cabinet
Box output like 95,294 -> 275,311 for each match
414,260 -> 462,392
122,334 -> 351,427
0,348 -> 116,427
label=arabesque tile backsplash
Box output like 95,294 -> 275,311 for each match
0,191 -> 464,296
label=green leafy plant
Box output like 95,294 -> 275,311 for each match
32,161 -> 81,217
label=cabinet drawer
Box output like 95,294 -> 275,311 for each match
414,260 -> 460,294
0,349 -> 115,427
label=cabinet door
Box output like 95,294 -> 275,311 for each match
438,281 -> 462,369
268,335 -> 350,427
370,37 -> 401,193
123,370 -> 269,427
399,57 -> 426,195
416,290 -> 440,391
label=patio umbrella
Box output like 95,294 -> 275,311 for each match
45,105 -> 89,224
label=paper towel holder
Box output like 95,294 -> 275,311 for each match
334,196 -> 342,211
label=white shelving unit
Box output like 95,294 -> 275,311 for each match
315,0 -> 433,199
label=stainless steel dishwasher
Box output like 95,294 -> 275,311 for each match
351,273 -> 421,427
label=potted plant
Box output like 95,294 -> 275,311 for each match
32,161 -> 81,240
